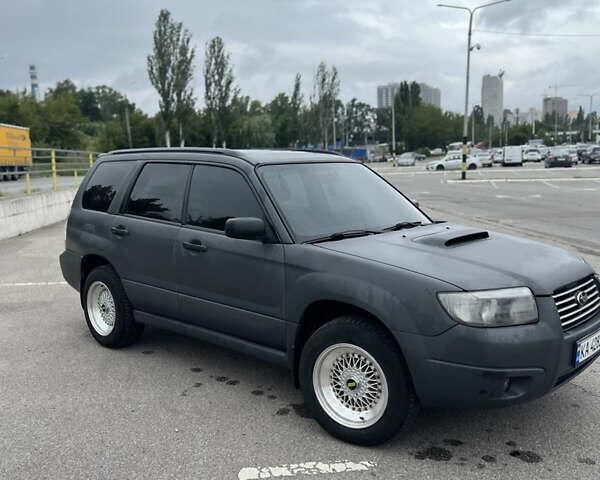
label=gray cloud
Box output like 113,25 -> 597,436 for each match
1,0 -> 598,116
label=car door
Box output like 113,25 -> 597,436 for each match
446,153 -> 461,170
176,164 -> 286,350
111,162 -> 191,320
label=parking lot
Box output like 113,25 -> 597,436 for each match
1,163 -> 600,479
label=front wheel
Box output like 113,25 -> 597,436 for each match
468,163 -> 477,170
436,165 -> 444,171
299,316 -> 417,445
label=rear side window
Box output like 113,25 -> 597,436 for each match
125,163 -> 190,222
82,161 -> 133,212
185,165 -> 264,231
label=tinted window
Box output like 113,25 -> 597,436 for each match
126,163 -> 190,222
82,161 -> 133,212
260,163 -> 429,242
186,166 -> 263,231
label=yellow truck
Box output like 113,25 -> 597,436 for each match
0,123 -> 32,181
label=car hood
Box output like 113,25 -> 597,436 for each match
317,223 -> 592,295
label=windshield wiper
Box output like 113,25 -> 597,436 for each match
305,229 -> 380,244
382,221 -> 424,232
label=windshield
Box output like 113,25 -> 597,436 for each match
260,162 -> 430,242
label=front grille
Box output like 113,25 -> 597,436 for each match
552,275 -> 600,331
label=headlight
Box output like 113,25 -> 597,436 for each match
438,287 -> 538,327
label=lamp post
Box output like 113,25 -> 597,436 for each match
437,0 -> 511,179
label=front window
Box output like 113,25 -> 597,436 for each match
260,162 -> 429,243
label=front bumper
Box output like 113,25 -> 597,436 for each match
395,297 -> 600,408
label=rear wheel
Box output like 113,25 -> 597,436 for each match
436,165 -> 444,171
468,163 -> 477,170
83,265 -> 143,348
299,315 -> 417,446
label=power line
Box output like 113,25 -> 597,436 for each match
474,29 -> 600,37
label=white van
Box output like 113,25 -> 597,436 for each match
502,146 -> 523,167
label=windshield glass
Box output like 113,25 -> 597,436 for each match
260,162 -> 430,242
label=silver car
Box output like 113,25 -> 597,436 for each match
426,152 -> 481,171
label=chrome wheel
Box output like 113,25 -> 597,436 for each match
313,343 -> 389,429
86,281 -> 116,336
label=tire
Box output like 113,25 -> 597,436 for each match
436,165 -> 444,171
299,315 -> 418,446
82,265 -> 143,348
468,163 -> 476,170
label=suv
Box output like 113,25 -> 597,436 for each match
60,148 -> 600,446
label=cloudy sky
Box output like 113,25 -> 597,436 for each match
2,0 -> 599,116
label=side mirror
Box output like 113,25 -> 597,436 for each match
225,217 -> 266,240
413,200 -> 420,208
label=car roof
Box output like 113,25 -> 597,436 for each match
103,147 -> 354,165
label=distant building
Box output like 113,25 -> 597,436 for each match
543,97 -> 568,119
418,83 -> 441,108
29,65 -> 39,102
481,74 -> 503,127
527,107 -> 542,124
377,83 -> 400,108
567,110 -> 579,123
503,109 -> 514,126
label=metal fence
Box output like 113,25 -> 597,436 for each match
0,146 -> 100,194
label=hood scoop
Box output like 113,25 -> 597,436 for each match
413,227 -> 489,248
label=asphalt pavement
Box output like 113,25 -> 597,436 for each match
1,164 -> 600,479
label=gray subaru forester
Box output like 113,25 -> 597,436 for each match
60,148 -> 600,445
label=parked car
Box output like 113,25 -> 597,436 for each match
502,146 -> 523,167
494,148 -> 503,163
394,152 -> 417,166
582,145 -> 600,164
545,148 -> 573,168
60,148 -> 600,446
426,152 -> 481,171
430,148 -> 444,156
523,148 -> 543,162
576,144 -> 589,162
470,149 -> 493,167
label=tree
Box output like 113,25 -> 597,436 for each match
173,25 -> 195,146
147,9 -> 179,147
204,36 -> 238,147
312,62 -> 340,147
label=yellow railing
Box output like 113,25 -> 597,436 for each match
0,146 -> 101,194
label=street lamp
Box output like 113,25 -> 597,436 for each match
437,0 -> 511,179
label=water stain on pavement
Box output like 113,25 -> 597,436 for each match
506,441 -> 517,447
251,390 -> 264,396
443,439 -> 464,447
141,350 -> 154,355
216,376 -> 228,382
578,457 -> 596,465
226,380 -> 239,385
509,450 -> 543,463
267,394 -> 277,400
193,382 -> 202,388
481,455 -> 496,463
190,367 -> 203,372
415,446 -> 452,462
276,408 -> 290,416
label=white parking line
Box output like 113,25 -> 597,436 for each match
490,181 -> 499,190
0,281 -> 67,287
238,461 -> 377,480
542,180 -> 560,189
446,177 -> 600,184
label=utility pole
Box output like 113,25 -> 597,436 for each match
391,95 -> 396,167
471,108 -> 475,144
437,0 -> 511,180
125,106 -> 133,149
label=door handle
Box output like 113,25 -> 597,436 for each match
182,240 -> 207,252
111,225 -> 129,236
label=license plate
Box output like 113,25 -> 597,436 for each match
576,329 -> 600,366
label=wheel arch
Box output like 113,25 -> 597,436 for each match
291,299 -> 409,388
80,254 -> 115,302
